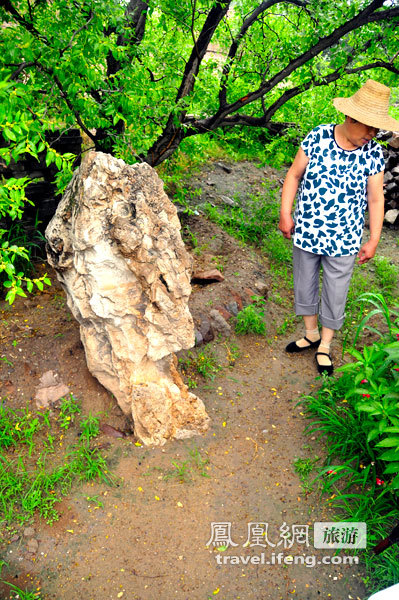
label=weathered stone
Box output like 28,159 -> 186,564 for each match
384,209 -> 399,225
215,305 -> 233,321
45,151 -> 209,446
220,195 -> 235,206
194,329 -> 204,346
226,301 -> 239,317
254,279 -> 268,298
215,162 -> 232,174
198,315 -> 214,343
209,309 -> 231,337
27,538 -> 39,554
388,133 -> 399,149
230,290 -> 243,311
384,171 -> 394,183
192,269 -> 225,283
243,288 -> 257,303
23,527 -> 35,538
35,370 -> 70,409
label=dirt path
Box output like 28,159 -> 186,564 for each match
0,329 -> 367,600
2,159 -> 398,600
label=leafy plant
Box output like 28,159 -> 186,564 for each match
347,292 -> 399,350
294,456 -> 320,495
79,414 -> 101,443
179,347 -> 222,381
58,394 -> 81,430
235,299 -> 267,336
300,298 -> 399,594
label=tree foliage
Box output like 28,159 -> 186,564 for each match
0,0 -> 398,300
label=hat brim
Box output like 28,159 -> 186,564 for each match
333,97 -> 399,132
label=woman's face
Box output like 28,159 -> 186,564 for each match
346,116 -> 379,147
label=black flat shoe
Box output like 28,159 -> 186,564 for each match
286,336 -> 321,353
315,351 -> 334,376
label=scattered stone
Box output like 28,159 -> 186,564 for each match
215,162 -> 232,174
27,538 -> 39,554
209,309 -> 231,337
254,279 -> 268,297
225,301 -> 239,317
384,209 -> 399,225
198,315 -> 214,343
46,151 -> 209,446
34,371 -> 70,409
243,287 -> 258,302
206,236 -> 225,254
215,305 -> 233,321
388,133 -> 399,149
229,291 -> 243,311
23,527 -> 35,538
194,329 -> 204,346
100,423 -> 127,438
384,171 -> 394,183
192,269 -> 225,283
220,195 -> 235,206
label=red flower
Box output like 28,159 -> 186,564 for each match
327,470 -> 337,475
362,394 -> 371,398
396,334 -> 399,341
361,379 -> 368,384
394,365 -> 399,372
376,478 -> 385,486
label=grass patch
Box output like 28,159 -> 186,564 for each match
0,395 -> 117,532
163,446 -> 210,483
179,345 -> 222,387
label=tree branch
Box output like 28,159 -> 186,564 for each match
60,11 -> 94,57
212,0 -> 394,128
219,0 -> 308,105
175,0 -> 231,103
106,0 -> 149,77
0,0 -> 48,44
184,58 -> 399,135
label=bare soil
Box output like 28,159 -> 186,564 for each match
1,159 -> 398,600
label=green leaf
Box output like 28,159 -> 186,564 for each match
390,474 -> 399,489
16,287 -> 27,297
375,437 -> 399,448
383,463 -> 399,475
4,127 -> 16,141
367,428 -> 380,443
379,449 -> 399,461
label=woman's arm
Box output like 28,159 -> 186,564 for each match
358,170 -> 384,265
279,147 -> 309,239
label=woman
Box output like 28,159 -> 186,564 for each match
279,79 -> 399,375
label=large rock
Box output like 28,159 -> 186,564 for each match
45,151 -> 210,445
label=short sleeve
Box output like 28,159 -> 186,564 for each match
300,125 -> 325,158
300,128 -> 316,158
368,143 -> 385,176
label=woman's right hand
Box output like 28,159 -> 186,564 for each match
278,213 -> 295,239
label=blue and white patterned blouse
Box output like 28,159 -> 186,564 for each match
293,124 -> 385,256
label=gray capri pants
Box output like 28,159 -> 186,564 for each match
293,245 -> 356,330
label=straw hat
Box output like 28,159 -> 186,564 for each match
333,79 -> 399,132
